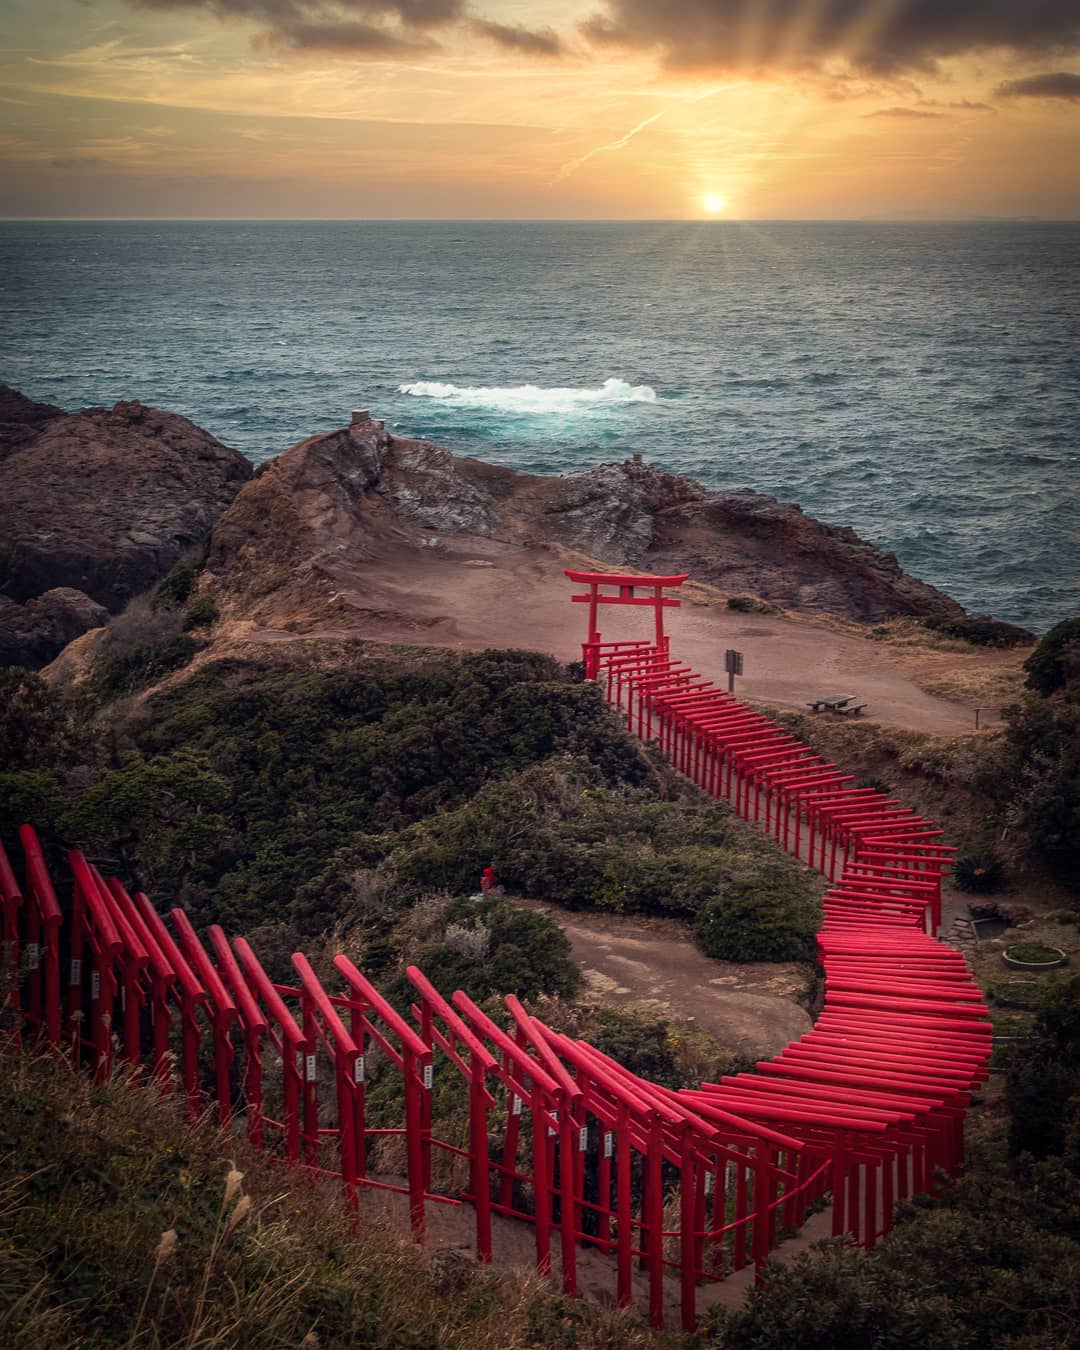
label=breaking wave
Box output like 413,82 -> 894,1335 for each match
397,377 -> 658,416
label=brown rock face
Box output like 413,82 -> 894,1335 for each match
0,386 -> 64,465
0,588 -> 109,669
209,413 -> 963,632
0,391 -> 252,613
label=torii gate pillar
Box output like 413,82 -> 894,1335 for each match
564,569 -> 689,678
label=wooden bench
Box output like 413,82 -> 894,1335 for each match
835,702 -> 868,717
806,693 -> 856,713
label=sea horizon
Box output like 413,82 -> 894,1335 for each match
3,215 -> 1075,223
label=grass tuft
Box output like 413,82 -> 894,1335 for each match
0,1044 -> 665,1348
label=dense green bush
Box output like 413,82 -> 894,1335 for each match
709,1200 -> 1079,1348
0,768 -> 65,847
1024,617 -> 1080,696
182,594 -> 219,630
385,899 -> 579,1005
952,847 -> 1006,894
0,666 -> 95,772
151,558 -> 199,610
1001,688 -> 1080,892
0,668 -> 99,851
588,1007 -> 680,1087
352,758 -> 819,944
693,869 -> 820,963
91,634 -> 199,699
91,651 -> 656,929
1007,976 -> 1080,1163
59,749 -> 231,898
7,648 -> 820,969
920,614 -> 1036,648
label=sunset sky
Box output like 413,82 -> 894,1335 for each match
2,0 -> 1079,218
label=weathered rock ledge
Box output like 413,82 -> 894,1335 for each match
2,393 -> 966,671
208,411 -> 963,632
0,387 -> 251,667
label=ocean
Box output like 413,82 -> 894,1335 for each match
2,220 -> 1077,633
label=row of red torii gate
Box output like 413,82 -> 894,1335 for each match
0,569 -> 990,1332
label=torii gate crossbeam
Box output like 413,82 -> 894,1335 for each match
564,568 -> 689,677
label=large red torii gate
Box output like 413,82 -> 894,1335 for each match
563,568 -> 689,678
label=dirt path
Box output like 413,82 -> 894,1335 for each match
229,538 -> 1024,735
517,898 -> 812,1061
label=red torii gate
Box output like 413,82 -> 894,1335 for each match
564,568 -> 688,678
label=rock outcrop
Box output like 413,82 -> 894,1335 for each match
0,588 -> 108,669
3,394 -> 965,669
209,412 -> 963,630
0,386 -> 64,465
0,388 -> 251,665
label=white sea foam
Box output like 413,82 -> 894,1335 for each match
397,377 -> 658,416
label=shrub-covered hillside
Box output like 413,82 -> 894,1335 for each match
0,648 -> 821,994
0,1041 -> 662,1350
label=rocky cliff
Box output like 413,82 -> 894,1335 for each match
0,388 -> 251,667
3,395 -> 966,671
207,411 -> 963,633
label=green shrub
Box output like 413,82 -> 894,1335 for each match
0,667 -> 96,771
0,769 -> 65,845
151,559 -> 199,610
381,900 -> 579,1005
9,645 -> 821,969
952,848 -> 1006,894
693,868 -> 819,963
988,981 -> 1043,1010
708,1202 -> 1079,1349
60,749 -> 230,897
588,1007 -> 680,1087
1005,942 -> 1065,964
920,614 -> 1036,648
91,634 -> 199,700
1001,691 -> 1080,890
116,653 -> 659,930
182,595 -> 219,630
368,761 -> 817,939
1007,976 -> 1080,1162
1024,617 -> 1080,696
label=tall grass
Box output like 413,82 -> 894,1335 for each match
0,1044 -> 664,1347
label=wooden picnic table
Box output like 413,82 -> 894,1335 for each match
806,693 -> 857,712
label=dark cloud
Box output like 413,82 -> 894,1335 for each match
995,71 -> 1080,100
259,19 -> 438,50
129,0 -> 573,60
137,0 -> 462,20
863,106 -> 942,118
134,0 -> 462,57
471,18 -> 563,56
579,0 -> 1080,76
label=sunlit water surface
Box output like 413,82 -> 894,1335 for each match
2,220 -> 1077,632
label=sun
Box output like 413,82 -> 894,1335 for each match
702,193 -> 727,214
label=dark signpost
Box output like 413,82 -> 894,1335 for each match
724,647 -> 744,692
